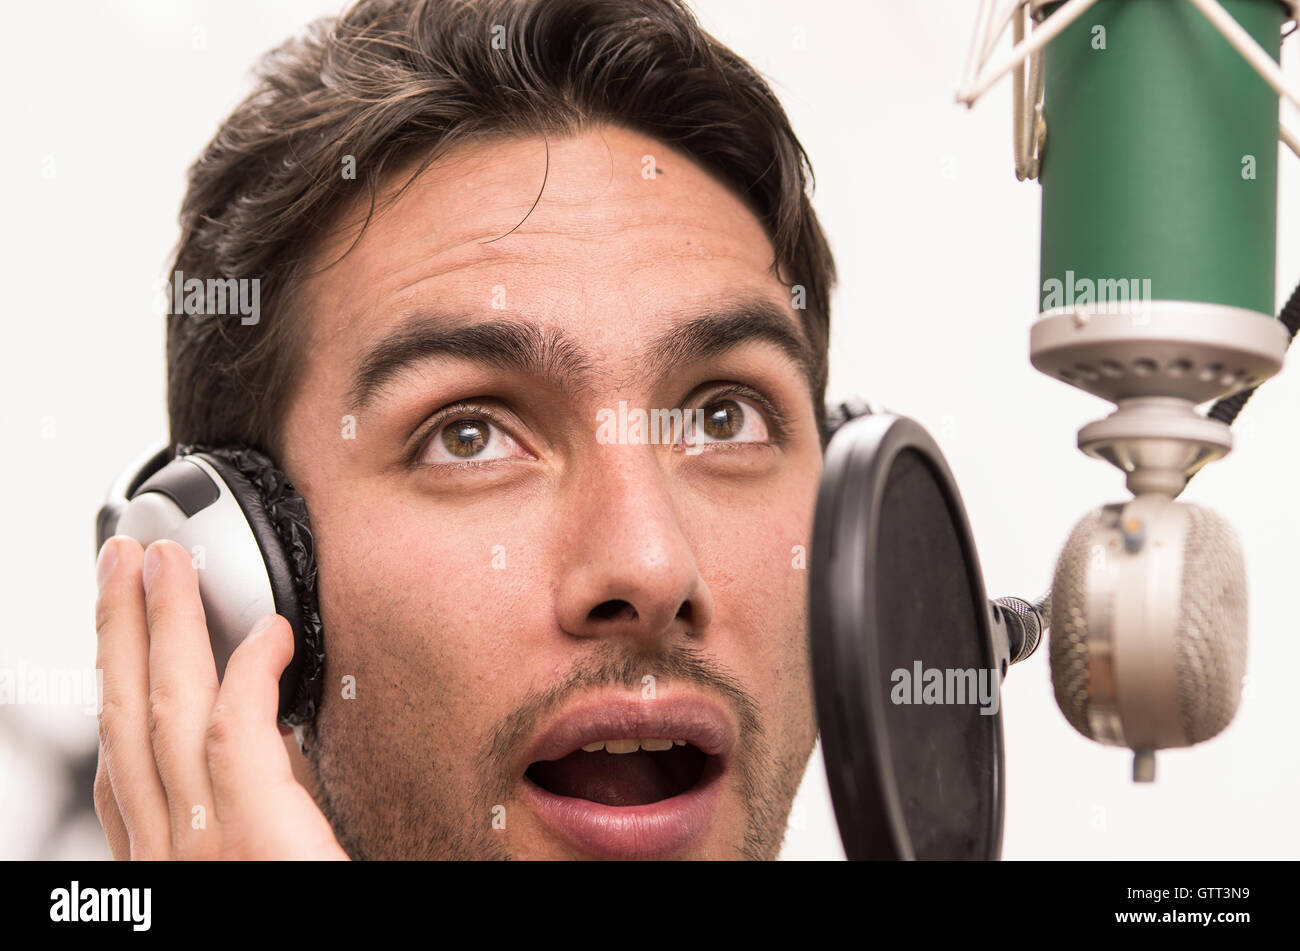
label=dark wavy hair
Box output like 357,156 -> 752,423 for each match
166,0 -> 837,458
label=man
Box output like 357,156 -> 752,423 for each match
93,0 -> 837,859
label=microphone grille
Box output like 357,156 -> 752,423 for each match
1048,510 -> 1101,740
1049,503 -> 1249,747
1174,505 -> 1247,743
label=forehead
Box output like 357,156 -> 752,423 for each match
294,124 -> 793,375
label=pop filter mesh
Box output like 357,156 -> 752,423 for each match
875,449 -> 997,860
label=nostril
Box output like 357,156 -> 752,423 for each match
590,599 -> 638,622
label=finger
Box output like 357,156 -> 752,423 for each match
94,536 -> 171,858
142,539 -> 220,857
92,754 -> 130,860
206,614 -> 299,825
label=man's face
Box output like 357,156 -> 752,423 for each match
279,124 -> 822,859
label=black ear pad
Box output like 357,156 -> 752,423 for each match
825,395 -> 881,442
176,444 -> 325,725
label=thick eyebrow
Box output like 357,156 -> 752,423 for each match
637,297 -> 815,388
346,297 -> 815,414
347,314 -> 596,413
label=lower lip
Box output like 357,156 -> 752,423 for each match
521,755 -> 726,859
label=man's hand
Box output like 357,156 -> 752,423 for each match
93,536 -> 348,860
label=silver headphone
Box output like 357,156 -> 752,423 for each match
95,444 -> 324,724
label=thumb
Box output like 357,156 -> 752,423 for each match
206,615 -> 297,818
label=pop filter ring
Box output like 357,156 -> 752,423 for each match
810,412 -> 1005,860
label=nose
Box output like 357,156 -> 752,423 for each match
554,448 -> 714,647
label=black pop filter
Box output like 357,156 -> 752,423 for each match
810,412 -> 1005,860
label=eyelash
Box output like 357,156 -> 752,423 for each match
407,384 -> 790,469
697,383 -> 791,445
407,400 -> 518,469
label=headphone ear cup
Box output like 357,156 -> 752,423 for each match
179,444 -> 325,725
825,396 -> 883,442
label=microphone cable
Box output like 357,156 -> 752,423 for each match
1203,274 -> 1300,428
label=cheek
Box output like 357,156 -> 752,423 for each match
689,495 -> 816,758
311,492 -> 558,712
689,479 -> 815,662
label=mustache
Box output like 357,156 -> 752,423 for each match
476,643 -> 765,802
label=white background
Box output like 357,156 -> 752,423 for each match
1,0 -> 1297,860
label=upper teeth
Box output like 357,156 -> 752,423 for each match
581,739 -> 689,753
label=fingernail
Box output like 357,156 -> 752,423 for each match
142,543 -> 163,594
248,614 -> 276,639
96,539 -> 119,590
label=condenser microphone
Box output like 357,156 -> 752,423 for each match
958,0 -> 1299,778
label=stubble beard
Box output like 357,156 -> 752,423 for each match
300,646 -> 817,860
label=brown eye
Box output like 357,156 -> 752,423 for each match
683,394 -> 771,449
702,399 -> 743,439
415,411 -> 529,467
442,419 -> 489,458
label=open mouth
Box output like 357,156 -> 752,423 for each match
525,739 -> 711,806
518,698 -> 734,856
